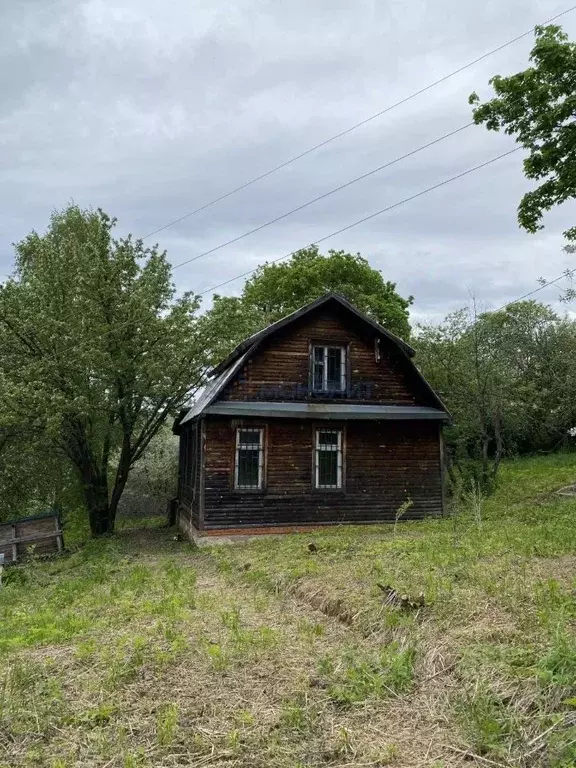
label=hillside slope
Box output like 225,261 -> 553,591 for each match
1,454 -> 576,767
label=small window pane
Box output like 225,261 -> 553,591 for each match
318,450 -> 338,487
312,346 -> 324,391
326,348 -> 342,390
238,429 -> 260,447
237,448 -> 260,488
318,430 -> 339,447
313,347 -> 324,363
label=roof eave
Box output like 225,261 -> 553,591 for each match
203,401 -> 449,421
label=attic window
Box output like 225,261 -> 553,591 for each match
311,345 -> 346,393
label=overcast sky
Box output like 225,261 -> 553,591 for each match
2,0 -> 575,325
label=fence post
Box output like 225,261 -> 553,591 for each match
11,524 -> 17,564
53,503 -> 63,551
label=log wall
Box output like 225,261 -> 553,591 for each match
220,306 -> 430,405
201,417 -> 443,530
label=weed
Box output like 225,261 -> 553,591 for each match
393,497 -> 414,536
156,702 -> 179,747
279,694 -> 315,733
233,708 -> 255,726
537,630 -> 576,685
204,640 -> 229,671
323,643 -> 416,706
455,685 -> 516,757
75,702 -> 117,727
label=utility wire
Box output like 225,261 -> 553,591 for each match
199,146 -> 522,296
142,3 -> 576,241
0,146 -> 568,363
492,270 -> 575,312
171,122 -> 474,271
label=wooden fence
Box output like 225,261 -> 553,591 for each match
0,511 -> 64,565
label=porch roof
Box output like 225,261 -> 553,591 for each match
203,401 -> 448,421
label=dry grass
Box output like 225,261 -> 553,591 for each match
2,453 -> 576,767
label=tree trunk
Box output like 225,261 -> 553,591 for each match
108,435 -> 132,527
492,414 -> 504,480
82,468 -> 113,537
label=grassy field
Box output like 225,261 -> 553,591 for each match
2,454 -> 576,768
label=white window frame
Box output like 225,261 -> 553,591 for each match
314,429 -> 343,490
311,345 -> 346,392
234,427 -> 264,490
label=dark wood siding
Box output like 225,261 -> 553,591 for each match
202,416 -> 443,530
178,422 -> 202,530
221,306 -> 428,406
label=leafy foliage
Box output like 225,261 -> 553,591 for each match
118,427 -> 179,520
0,205 -> 206,535
199,246 -> 412,365
470,24 -> 576,240
416,300 -> 576,489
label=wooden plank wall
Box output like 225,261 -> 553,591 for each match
221,307 -> 426,405
0,513 -> 63,564
202,417 -> 443,530
178,422 -> 202,532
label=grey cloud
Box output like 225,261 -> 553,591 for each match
1,0 -> 575,324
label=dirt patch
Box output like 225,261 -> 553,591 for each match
292,581 -> 357,626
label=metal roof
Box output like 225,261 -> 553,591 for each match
204,402 -> 448,421
211,293 -> 415,376
179,351 -> 251,426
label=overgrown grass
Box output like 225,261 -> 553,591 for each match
1,453 -> 576,767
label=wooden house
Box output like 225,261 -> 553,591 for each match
174,293 -> 449,538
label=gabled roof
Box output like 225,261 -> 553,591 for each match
212,293 -> 415,376
175,293 -> 448,428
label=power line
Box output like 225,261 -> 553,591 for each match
199,146 -> 522,296
170,122 -> 474,271
493,270 -> 575,312
142,3 -> 576,241
0,148 -> 568,364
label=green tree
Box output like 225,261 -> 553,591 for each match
200,246 -> 412,365
0,205 -> 205,536
417,300 -> 576,489
469,24 -> 576,240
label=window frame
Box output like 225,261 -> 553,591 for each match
234,426 -> 265,491
310,343 -> 347,394
313,427 -> 345,491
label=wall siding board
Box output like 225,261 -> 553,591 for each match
202,417 -> 442,530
